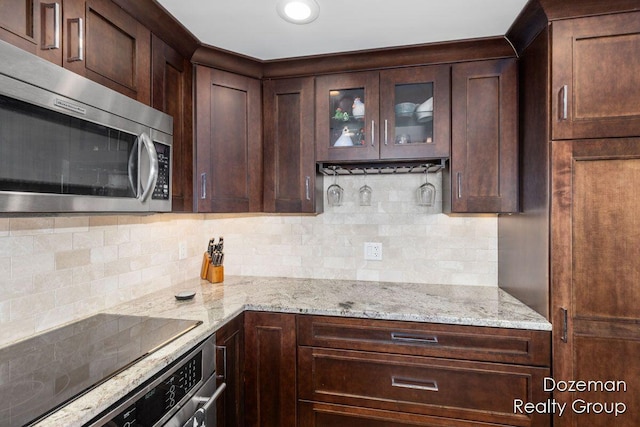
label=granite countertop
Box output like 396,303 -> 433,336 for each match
34,276 -> 551,426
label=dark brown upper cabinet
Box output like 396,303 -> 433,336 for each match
263,77 -> 320,214
63,0 -> 151,104
0,0 -> 63,65
552,11 -> 640,140
195,65 -> 263,213
315,65 -> 450,163
151,34 -> 193,212
446,58 -> 518,214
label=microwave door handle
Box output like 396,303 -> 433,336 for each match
127,138 -> 139,197
139,132 -> 159,202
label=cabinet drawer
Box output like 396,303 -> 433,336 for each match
298,347 -> 550,427
297,315 -> 550,366
298,401 -> 512,427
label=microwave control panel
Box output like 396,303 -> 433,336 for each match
153,142 -> 171,200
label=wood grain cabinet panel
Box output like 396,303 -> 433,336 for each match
297,315 -> 551,427
298,347 -> 550,426
63,0 -> 151,103
151,34 -> 192,212
551,138 -> 640,427
446,58 -> 518,213
195,65 -> 262,213
216,313 -> 244,427
263,77 -> 319,213
552,11 -> 640,140
0,0 -> 62,65
244,311 -> 296,427
297,315 -> 550,366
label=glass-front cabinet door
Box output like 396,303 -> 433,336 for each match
316,66 -> 450,163
379,65 -> 450,160
316,71 -> 379,162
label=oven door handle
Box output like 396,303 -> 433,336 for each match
193,382 -> 226,412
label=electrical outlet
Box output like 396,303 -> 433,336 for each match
364,242 -> 382,261
178,241 -> 188,260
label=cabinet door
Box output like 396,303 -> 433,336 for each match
448,58 -> 518,213
216,313 -> 244,427
263,77 -> 319,213
64,0 -> 151,104
379,65 -> 450,160
244,312 -> 297,427
315,71 -> 379,162
551,138 -> 640,427
195,65 -> 263,213
151,34 -> 193,212
552,12 -> 640,140
0,0 -> 62,65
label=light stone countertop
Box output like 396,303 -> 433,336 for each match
34,276 -> 551,427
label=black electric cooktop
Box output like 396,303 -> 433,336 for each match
0,314 -> 202,427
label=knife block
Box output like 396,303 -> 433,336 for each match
201,252 -> 224,283
207,265 -> 224,283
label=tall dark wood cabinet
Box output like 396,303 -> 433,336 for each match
244,311 -> 297,427
503,5 -> 640,427
263,77 -> 320,213
151,34 -> 193,212
551,138 -> 640,427
216,313 -> 245,427
194,65 -> 263,213
445,58 -> 518,213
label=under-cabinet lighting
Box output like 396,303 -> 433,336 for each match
276,0 -> 320,24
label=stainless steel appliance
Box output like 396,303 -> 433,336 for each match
87,333 -> 225,427
0,40 -> 173,213
0,314 -> 203,426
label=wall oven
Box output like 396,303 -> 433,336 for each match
87,333 -> 225,427
0,40 -> 172,213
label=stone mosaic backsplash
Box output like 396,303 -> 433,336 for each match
0,173 -> 497,345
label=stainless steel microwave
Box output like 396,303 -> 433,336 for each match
0,40 -> 172,213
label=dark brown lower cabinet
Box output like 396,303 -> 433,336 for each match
297,315 -> 551,427
244,311 -> 297,427
216,313 -> 244,427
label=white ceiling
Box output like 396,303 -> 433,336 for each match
156,0 -> 528,61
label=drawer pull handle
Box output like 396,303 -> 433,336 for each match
391,332 -> 439,344
392,376 -> 439,392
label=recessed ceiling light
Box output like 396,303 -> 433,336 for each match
276,0 -> 319,24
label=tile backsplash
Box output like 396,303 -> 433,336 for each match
0,173 -> 496,345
